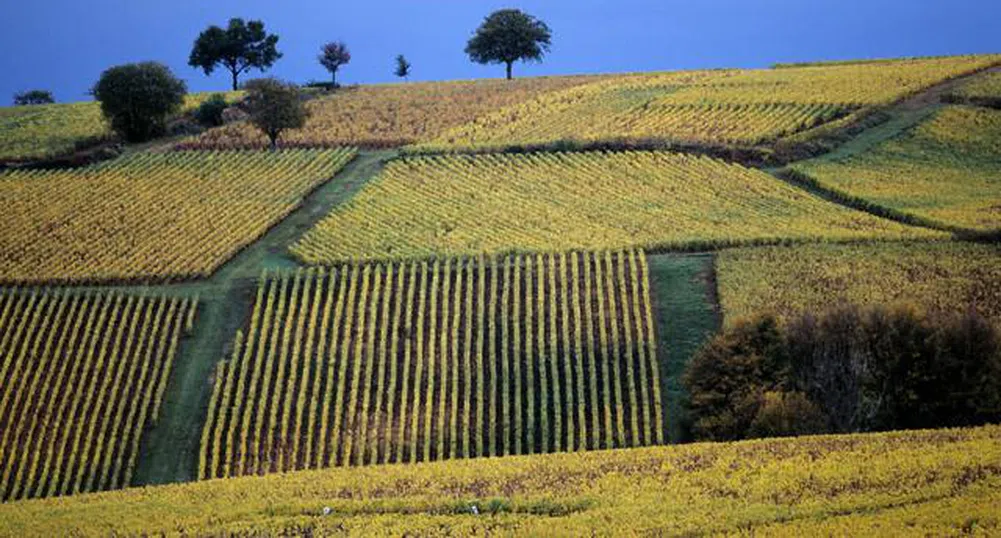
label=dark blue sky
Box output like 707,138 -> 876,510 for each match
3,0 -> 999,103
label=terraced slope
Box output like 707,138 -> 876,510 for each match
200,251 -> 663,478
179,76 -> 604,149
717,241 -> 1001,326
0,92 -> 242,163
0,289 -> 196,501
412,55 -> 1000,151
0,148 -> 355,284
790,105 -> 1001,231
292,150 -> 944,264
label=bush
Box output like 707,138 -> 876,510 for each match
686,304 -> 1001,441
92,62 -> 186,143
13,90 -> 54,106
748,391 -> 829,438
682,315 -> 789,441
194,94 -> 228,127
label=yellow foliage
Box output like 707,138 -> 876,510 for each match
949,70 -> 1001,100
0,426 -> 998,536
292,151 -> 943,265
0,148 -> 355,284
716,241 -> 1001,326
181,76 -> 602,149
413,55 -> 1000,151
0,92 -> 242,162
201,252 -> 663,479
792,105 -> 1001,231
0,289 -> 197,502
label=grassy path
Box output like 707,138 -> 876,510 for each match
646,254 -> 720,443
132,150 -> 396,486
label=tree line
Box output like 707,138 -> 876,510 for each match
12,9 -> 553,151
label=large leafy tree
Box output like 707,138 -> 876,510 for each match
244,78 -> 309,149
189,18 -> 282,90
318,42 -> 351,87
92,62 -> 186,142
465,9 -> 552,80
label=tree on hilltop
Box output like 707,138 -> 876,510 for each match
465,9 -> 552,80
244,78 -> 309,150
318,42 -> 351,87
14,90 -> 55,106
189,18 -> 282,91
394,54 -> 412,80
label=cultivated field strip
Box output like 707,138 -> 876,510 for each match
791,105 -> 1001,231
0,289 -> 197,501
0,148 -> 355,284
179,76 -> 604,150
412,55 -> 1001,151
291,151 -> 943,265
200,251 -> 663,478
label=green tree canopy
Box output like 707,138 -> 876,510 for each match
92,62 -> 186,143
189,18 -> 282,90
244,78 -> 309,149
394,54 -> 411,80
13,90 -> 55,106
465,9 -> 552,80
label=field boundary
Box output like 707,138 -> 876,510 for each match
131,150 -> 395,486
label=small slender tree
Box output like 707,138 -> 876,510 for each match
394,54 -> 412,80
244,78 -> 309,149
13,90 -> 55,106
465,9 -> 552,80
189,18 -> 282,90
318,42 -> 351,87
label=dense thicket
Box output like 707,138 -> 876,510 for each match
684,304 -> 1001,440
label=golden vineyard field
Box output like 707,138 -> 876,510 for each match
1,425 -> 998,536
0,92 -> 243,163
201,251 -> 662,479
292,150 -> 943,264
946,70 -> 1001,103
0,289 -> 196,502
716,241 -> 1001,326
411,55 -> 1001,151
791,105 -> 1001,231
179,76 -> 602,149
0,148 -> 355,284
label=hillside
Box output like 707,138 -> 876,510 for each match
1,50 -> 1000,534
0,426 -> 998,536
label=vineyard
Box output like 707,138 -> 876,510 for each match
2,425 -> 998,535
716,241 -> 1001,326
0,148 -> 355,284
411,55 -> 1001,151
292,150 -> 943,264
945,70 -> 1001,105
0,289 -> 197,501
200,251 -> 662,478
0,92 -> 242,163
791,105 -> 1001,231
178,76 -> 603,150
